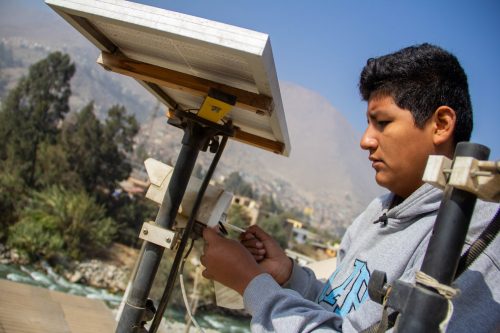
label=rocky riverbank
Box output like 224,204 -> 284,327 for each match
0,242 -> 251,333
63,259 -> 129,292
0,243 -> 29,265
0,242 -> 133,293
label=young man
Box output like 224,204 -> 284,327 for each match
201,44 -> 500,332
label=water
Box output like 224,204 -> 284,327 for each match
0,262 -> 123,304
0,263 -> 250,333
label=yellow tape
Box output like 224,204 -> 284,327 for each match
197,96 -> 233,123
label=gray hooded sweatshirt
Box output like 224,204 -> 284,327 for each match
243,184 -> 500,332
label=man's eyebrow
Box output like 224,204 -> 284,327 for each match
369,108 -> 391,117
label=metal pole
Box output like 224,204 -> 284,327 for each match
116,242 -> 146,321
420,142 -> 491,284
395,142 -> 490,332
148,135 -> 228,332
116,121 -> 210,333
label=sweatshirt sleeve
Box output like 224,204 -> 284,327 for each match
244,273 -> 343,333
282,261 -> 326,301
281,207 -> 357,299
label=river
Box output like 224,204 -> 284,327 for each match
0,263 -> 250,333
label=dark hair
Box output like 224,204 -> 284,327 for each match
359,43 -> 473,144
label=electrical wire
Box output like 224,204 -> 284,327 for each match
179,239 -> 206,333
149,134 -> 229,333
455,207 -> 500,278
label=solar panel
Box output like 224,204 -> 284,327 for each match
46,0 -> 290,155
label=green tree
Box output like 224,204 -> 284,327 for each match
259,194 -> 284,214
224,171 -> 254,199
106,193 -> 157,248
134,143 -> 149,165
35,141 -> 83,190
258,214 -> 288,249
99,105 -> 139,192
8,186 -> 117,261
103,105 -> 139,153
0,52 -> 75,186
226,204 -> 252,238
61,102 -> 103,192
62,103 -> 139,194
0,170 -> 28,241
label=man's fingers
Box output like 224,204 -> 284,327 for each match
241,232 -> 268,262
241,238 -> 264,249
246,225 -> 272,241
240,231 -> 257,241
202,268 -> 212,279
203,226 -> 220,243
248,247 -> 266,256
255,255 -> 264,262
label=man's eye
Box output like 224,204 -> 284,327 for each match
377,120 -> 390,128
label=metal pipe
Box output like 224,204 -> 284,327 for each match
116,242 -> 147,321
420,142 -> 490,284
148,135 -> 228,333
395,142 -> 490,332
116,121 -> 206,333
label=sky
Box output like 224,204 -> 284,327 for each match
130,0 -> 499,158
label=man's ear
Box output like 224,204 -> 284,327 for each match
432,106 -> 456,147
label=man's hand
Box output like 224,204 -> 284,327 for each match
240,225 -> 293,285
201,227 -> 264,295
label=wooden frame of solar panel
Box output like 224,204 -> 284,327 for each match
45,0 -> 290,156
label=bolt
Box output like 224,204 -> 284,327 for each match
143,228 -> 148,235
166,238 -> 171,244
471,170 -> 491,177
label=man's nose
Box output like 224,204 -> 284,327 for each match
360,126 -> 378,151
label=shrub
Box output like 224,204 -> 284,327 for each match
0,170 -> 28,241
8,186 -> 117,261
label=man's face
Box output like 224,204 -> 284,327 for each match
360,95 -> 436,198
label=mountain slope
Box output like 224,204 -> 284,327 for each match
0,0 -> 383,233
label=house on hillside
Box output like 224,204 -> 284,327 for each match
285,218 -> 322,245
232,195 -> 260,225
310,241 -> 340,258
284,218 -> 338,258
118,176 -> 149,197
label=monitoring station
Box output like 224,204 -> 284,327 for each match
46,0 -> 291,332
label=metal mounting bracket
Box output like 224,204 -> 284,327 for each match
139,221 -> 178,250
423,155 -> 500,202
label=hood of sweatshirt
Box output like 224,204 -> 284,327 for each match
371,183 -> 443,233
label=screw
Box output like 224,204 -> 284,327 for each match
143,228 -> 148,235
471,170 -> 491,177
166,238 -> 171,244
